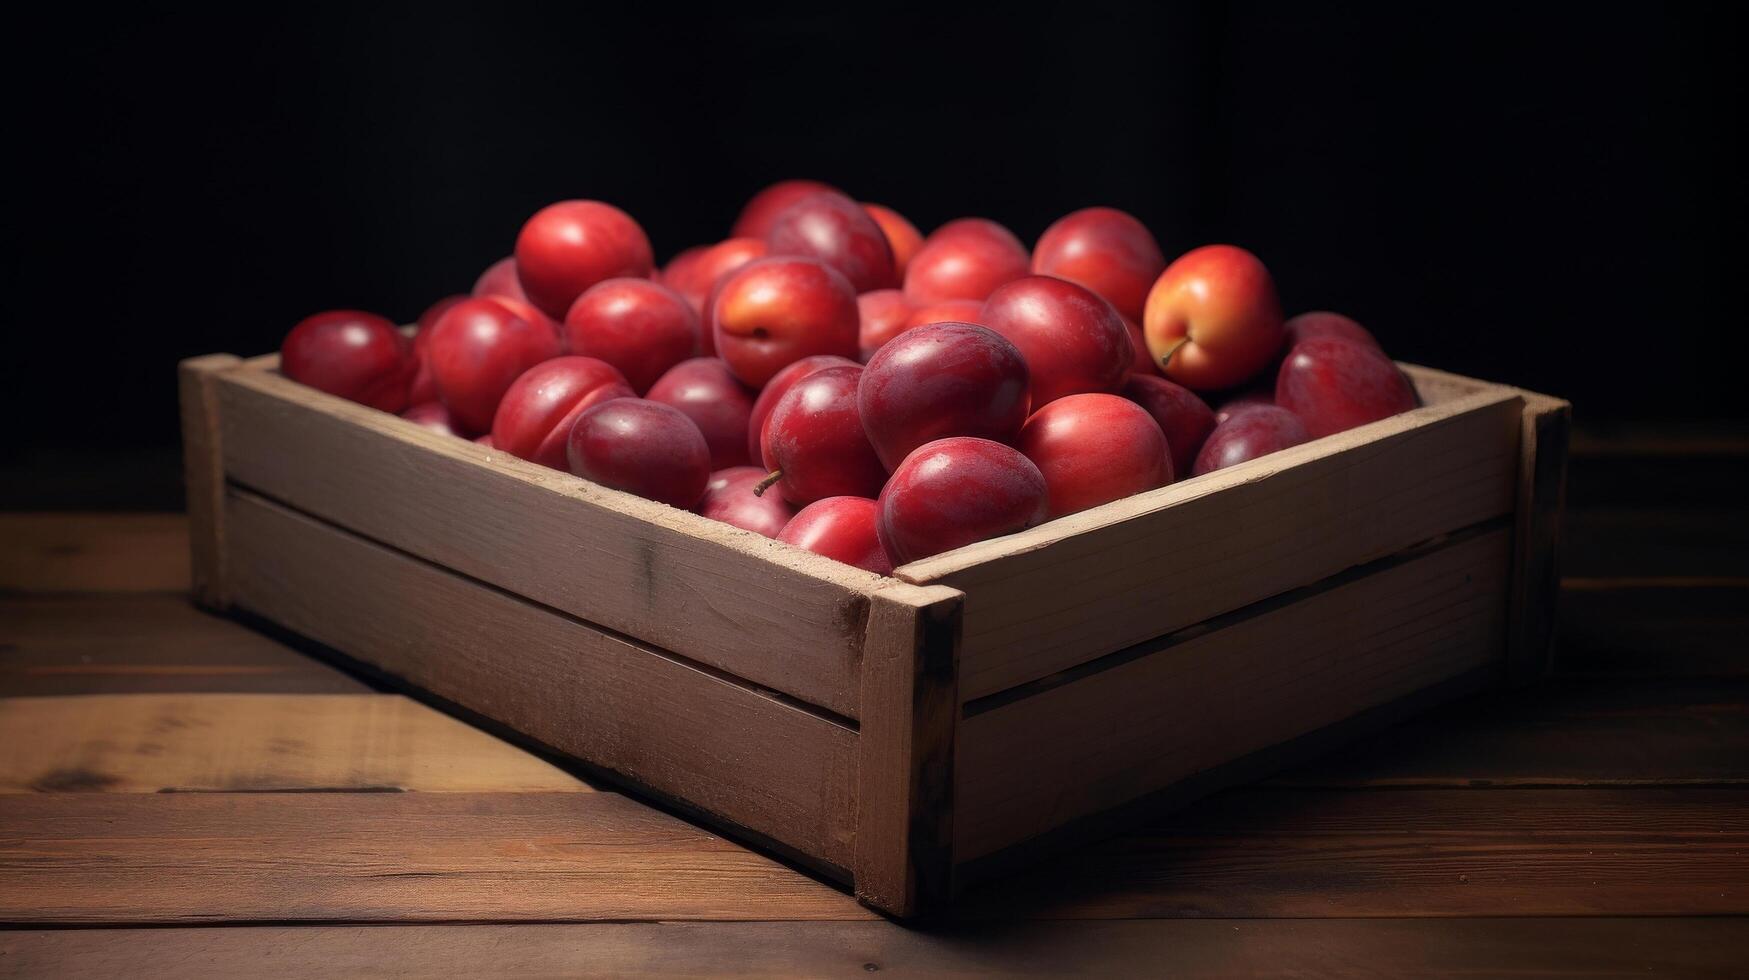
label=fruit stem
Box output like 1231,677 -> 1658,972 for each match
752,470 -> 784,497
1157,335 -> 1190,370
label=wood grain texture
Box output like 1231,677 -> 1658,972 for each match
213,365 -> 878,717
0,513 -> 189,594
6,918 -> 1745,978
900,386 -> 1524,701
0,792 -> 871,924
0,594 -> 368,696
0,693 -> 587,793
178,354 -> 240,607
854,583 -> 962,917
955,529 -> 1512,861
222,489 -> 859,870
1506,390 -> 1571,683
1269,677 -> 1749,787
958,787 -> 1749,919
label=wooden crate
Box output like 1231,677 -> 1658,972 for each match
178,351 -> 1569,918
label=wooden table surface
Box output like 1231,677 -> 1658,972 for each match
2,431 -> 1746,977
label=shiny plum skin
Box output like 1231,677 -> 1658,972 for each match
1213,388 -> 1275,426
663,238 -> 767,317
760,365 -> 887,506
1275,336 -> 1417,438
1191,405 -> 1311,476
862,203 -> 923,280
1121,375 -> 1216,482
1017,393 -> 1172,518
857,289 -> 914,361
1283,311 -> 1382,352
1122,315 -> 1155,377
490,356 -> 634,470
472,257 -> 530,303
731,179 -> 841,239
766,191 -> 897,293
426,297 -> 563,434
906,299 -> 985,329
402,401 -> 461,437
565,399 -> 711,509
281,310 -> 417,413
745,354 -> 860,464
645,357 -> 757,470
1143,244 -> 1285,391
696,466 -> 796,538
858,322 -> 1031,471
562,278 -> 699,394
980,276 -> 1132,407
514,200 -> 655,319
410,295 -> 469,405
877,437 -> 1050,566
1031,207 -> 1166,323
711,257 -> 860,388
903,218 -> 1030,304
777,496 -> 892,574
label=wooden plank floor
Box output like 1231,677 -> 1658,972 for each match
2,432 -> 1747,976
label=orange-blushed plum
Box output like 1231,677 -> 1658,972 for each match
696,465 -> 796,538
857,289 -> 914,361
427,297 -> 563,434
731,179 -> 842,239
759,365 -> 886,506
1031,207 -> 1166,323
562,278 -> 699,394
280,310 -> 416,413
566,399 -> 711,509
858,322 -> 1031,472
514,200 -> 654,319
877,437 -> 1050,566
1018,394 -> 1172,518
863,203 -> 924,280
905,298 -> 985,330
980,276 -> 1132,407
903,218 -> 1030,304
1275,335 -> 1417,438
490,356 -> 634,470
778,496 -> 892,574
1143,244 -> 1284,391
646,357 -> 757,470
767,191 -> 896,293
711,257 -> 860,388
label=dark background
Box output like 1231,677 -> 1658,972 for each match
4,3 -> 1743,506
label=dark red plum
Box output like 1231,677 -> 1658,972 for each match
1191,405 -> 1311,476
981,276 -> 1131,407
777,496 -> 892,574
1276,336 -> 1417,437
1122,374 -> 1215,479
566,399 -> 711,509
696,466 -> 796,538
760,365 -> 886,506
858,322 -> 1030,471
766,191 -> 897,293
1018,393 -> 1172,518
877,437 -> 1049,566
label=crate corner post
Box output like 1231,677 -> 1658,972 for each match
853,581 -> 964,918
1506,390 -> 1573,686
178,353 -> 243,610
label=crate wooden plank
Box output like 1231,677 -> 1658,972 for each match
0,594 -> 368,696
179,354 -> 238,606
955,528 -> 1512,861
0,792 -> 872,924
1505,390 -> 1571,682
853,583 -> 962,916
899,385 -> 1524,701
1267,677 -> 1749,787
6,918 -> 1745,978
958,787 -> 1749,919
222,489 -> 858,870
212,365 -> 881,718
0,513 -> 189,594
0,693 -> 588,793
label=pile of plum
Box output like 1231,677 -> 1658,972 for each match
280,180 -> 1418,574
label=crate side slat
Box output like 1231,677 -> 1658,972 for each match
214,366 -> 876,719
901,384 -> 1523,701
177,354 -> 241,608
222,489 -> 858,872
953,527 -> 1513,862
852,583 -> 962,917
1506,390 -> 1572,683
